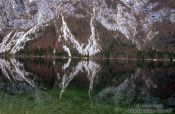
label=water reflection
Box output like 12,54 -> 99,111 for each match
0,58 -> 101,98
0,58 -> 36,94
0,58 -> 34,86
96,64 -> 175,108
59,59 -> 101,99
0,58 -> 175,111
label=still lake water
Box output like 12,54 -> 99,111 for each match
0,57 -> 174,114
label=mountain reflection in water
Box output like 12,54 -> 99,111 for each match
0,58 -> 175,112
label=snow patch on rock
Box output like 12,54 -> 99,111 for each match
60,9 -> 101,56
63,45 -> 71,57
0,24 -> 40,54
96,1 -> 138,40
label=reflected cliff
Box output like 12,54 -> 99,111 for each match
0,58 -> 175,110
0,58 -> 101,97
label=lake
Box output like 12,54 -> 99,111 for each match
0,57 -> 174,114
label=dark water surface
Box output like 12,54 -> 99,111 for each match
0,57 -> 175,114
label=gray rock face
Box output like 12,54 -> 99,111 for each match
0,0 -> 175,56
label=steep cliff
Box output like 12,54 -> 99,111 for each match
0,0 -> 175,57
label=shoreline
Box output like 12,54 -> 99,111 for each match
0,54 -> 173,62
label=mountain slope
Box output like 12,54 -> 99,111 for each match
0,0 -> 175,57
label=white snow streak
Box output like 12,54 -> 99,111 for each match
11,24 -> 40,54
63,45 -> 71,57
60,8 -> 101,56
0,24 -> 40,54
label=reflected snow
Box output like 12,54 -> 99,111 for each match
0,58 -> 174,109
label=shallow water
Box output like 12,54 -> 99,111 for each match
0,57 -> 174,114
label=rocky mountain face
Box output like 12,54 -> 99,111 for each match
0,0 -> 175,57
